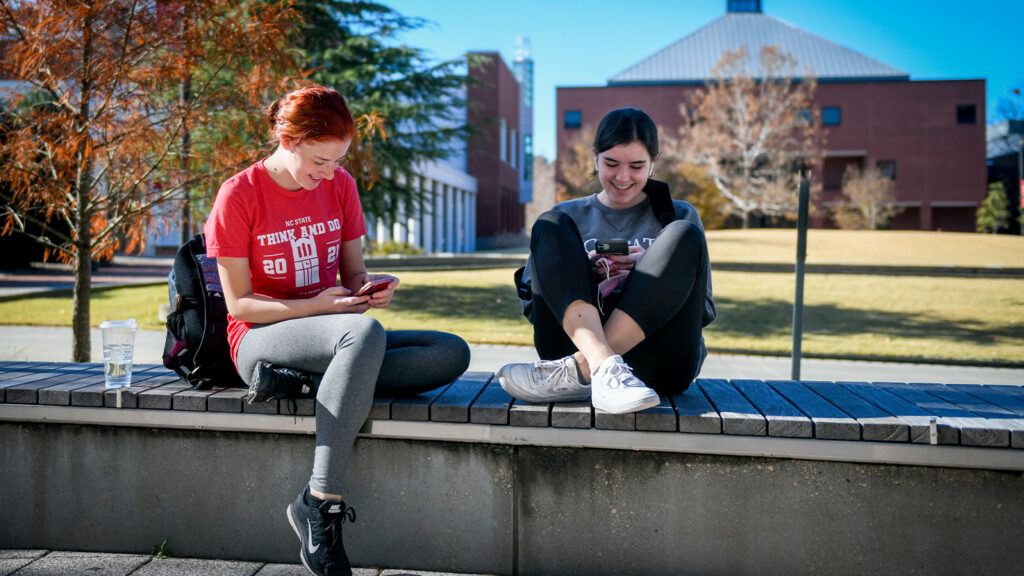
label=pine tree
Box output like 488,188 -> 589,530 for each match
295,1 -> 479,219
976,182 -> 1010,234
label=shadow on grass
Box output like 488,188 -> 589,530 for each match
709,296 -> 1023,344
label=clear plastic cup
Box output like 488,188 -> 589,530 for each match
99,319 -> 137,388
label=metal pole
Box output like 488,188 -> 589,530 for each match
1018,137 -> 1023,235
791,175 -> 810,381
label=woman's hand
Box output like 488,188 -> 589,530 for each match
588,245 -> 645,277
311,285 -> 372,315
362,273 -> 399,308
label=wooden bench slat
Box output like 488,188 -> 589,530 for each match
636,396 -> 677,432
5,372 -> 97,404
695,379 -> 766,436
102,375 -> 183,409
469,384 -> 514,425
671,385 -> 722,434
948,384 -> 1024,448
731,379 -> 812,438
509,399 -> 550,427
595,408 -> 636,431
764,380 -> 860,440
840,382 -> 958,444
876,382 -> 1005,447
903,383 -> 1020,447
137,381 -> 194,410
550,401 -> 593,429
430,372 -> 491,423
37,373 -> 107,405
208,388 -> 249,413
391,382 -> 453,421
802,381 -> 908,442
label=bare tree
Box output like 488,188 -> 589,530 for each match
556,127 -> 600,202
680,46 -> 823,228
658,134 -> 728,229
0,0 -> 302,361
831,165 -> 902,230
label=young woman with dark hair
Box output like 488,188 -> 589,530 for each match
498,107 -> 716,414
204,84 -> 469,576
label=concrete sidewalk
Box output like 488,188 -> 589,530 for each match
0,550 -> 488,576
1,325 -> 1021,385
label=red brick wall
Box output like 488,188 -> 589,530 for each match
556,79 -> 986,230
468,52 -> 523,242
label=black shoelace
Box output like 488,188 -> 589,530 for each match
321,506 -> 357,550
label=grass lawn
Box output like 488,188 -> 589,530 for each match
2,265 -> 1021,366
707,229 -> 1024,267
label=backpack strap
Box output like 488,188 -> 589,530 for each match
643,179 -> 675,227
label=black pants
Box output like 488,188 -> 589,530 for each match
527,210 -> 709,395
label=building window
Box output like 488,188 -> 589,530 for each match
510,128 -> 517,169
956,104 -> 976,125
499,119 -> 507,163
876,160 -> 896,179
564,110 -> 582,129
822,107 -> 841,126
728,0 -> 761,12
523,135 -> 533,181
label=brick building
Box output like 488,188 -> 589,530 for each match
556,1 -> 986,231
468,51 -> 525,247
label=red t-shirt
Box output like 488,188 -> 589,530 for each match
204,160 -> 367,364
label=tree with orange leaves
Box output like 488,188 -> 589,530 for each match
681,46 -> 823,228
0,1 -> 304,361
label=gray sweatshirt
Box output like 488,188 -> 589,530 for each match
522,192 -> 716,328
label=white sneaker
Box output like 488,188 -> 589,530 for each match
497,356 -> 591,404
590,355 -> 660,414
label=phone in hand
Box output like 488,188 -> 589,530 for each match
355,278 -> 392,297
595,239 -> 629,255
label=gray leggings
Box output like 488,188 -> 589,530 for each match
236,314 -> 470,494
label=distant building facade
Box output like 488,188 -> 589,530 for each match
556,1 -> 986,231
468,51 -> 526,247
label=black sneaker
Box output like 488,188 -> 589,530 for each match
286,486 -> 357,576
246,361 -> 316,405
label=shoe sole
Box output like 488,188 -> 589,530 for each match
497,366 -> 590,404
593,393 -> 661,414
286,503 -> 319,576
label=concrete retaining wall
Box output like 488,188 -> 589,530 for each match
2,421 -> 1023,575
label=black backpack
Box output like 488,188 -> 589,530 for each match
163,233 -> 245,390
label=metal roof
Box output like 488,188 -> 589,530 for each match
608,12 -> 909,85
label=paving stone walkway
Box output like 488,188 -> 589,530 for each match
0,550 -> 492,576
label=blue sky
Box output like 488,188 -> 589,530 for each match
384,0 -> 1024,160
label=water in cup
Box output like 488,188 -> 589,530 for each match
100,319 -> 137,388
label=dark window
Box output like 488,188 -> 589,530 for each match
876,160 -> 896,179
728,0 -> 761,12
797,107 -> 813,125
564,110 -> 582,129
822,107 -> 841,126
956,104 -> 976,124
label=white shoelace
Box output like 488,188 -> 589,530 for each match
533,359 -> 575,390
597,360 -> 643,390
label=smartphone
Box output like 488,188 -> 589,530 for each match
355,278 -> 392,297
595,239 -> 629,255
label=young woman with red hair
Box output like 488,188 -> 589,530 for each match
205,85 -> 469,576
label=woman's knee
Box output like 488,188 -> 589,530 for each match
334,314 -> 386,357
531,210 -> 576,247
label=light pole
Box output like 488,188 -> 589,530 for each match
791,173 -> 810,381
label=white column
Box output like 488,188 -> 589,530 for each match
421,178 -> 434,254
445,184 -> 455,252
434,183 -> 445,252
454,188 -> 465,253
407,175 -> 419,251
